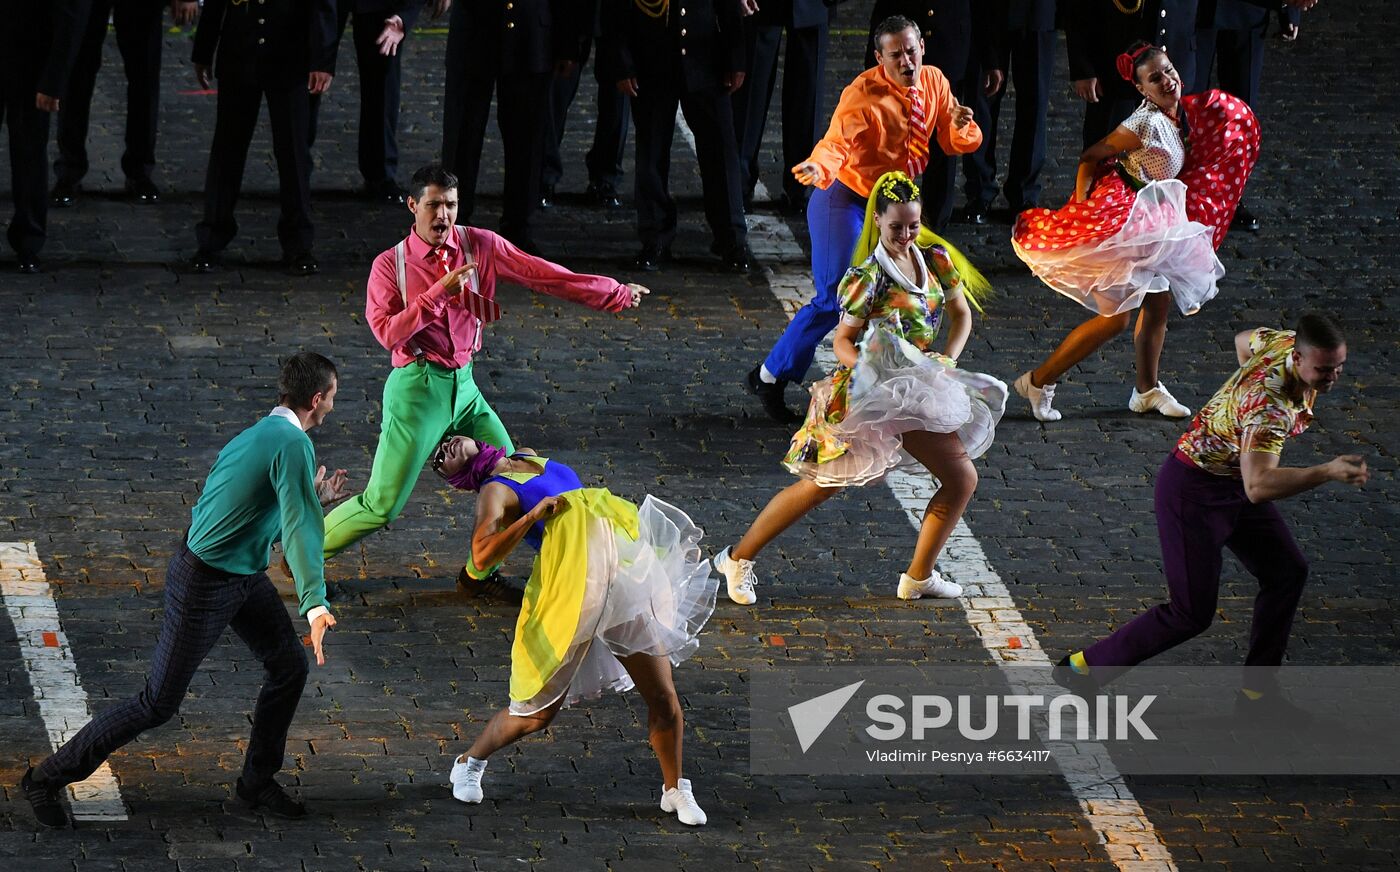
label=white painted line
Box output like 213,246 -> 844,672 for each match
676,112 -> 1177,871
1,542 -> 128,821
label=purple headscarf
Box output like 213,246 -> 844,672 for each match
445,443 -> 509,492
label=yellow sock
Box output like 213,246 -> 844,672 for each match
1241,688 -> 1265,701
1069,651 -> 1090,675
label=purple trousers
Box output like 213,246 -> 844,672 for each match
1084,453 -> 1309,684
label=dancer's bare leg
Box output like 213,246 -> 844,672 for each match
1029,310 -> 1133,388
732,479 -> 840,561
900,430 -> 978,580
616,652 -> 684,788
462,696 -> 564,762
1132,292 -> 1172,392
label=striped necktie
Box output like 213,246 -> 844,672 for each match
907,85 -> 932,178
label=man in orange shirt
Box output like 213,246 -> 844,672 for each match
744,15 -> 981,423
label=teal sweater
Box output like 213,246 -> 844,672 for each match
186,414 -> 327,615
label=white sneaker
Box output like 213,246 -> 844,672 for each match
713,547 -> 757,605
1129,383 -> 1191,418
450,755 -> 486,804
1014,371 -> 1062,422
660,778 -> 707,826
897,570 -> 963,600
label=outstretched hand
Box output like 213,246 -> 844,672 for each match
314,465 -> 350,506
1328,455 -> 1369,488
624,283 -> 650,308
309,611 -> 336,666
791,161 -> 821,187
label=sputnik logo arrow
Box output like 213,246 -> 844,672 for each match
788,680 -> 865,753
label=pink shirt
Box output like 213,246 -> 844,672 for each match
367,226 -> 633,369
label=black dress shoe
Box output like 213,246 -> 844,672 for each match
17,255 -> 41,274
125,177 -> 161,203
540,183 -> 555,209
191,250 -> 219,273
366,179 -> 407,203
50,179 -> 80,208
21,767 -> 70,829
287,252 -> 319,276
961,204 -> 990,225
711,240 -> 754,273
744,365 -> 801,425
633,245 -> 670,272
236,777 -> 307,819
585,181 -> 622,209
456,566 -> 526,605
1051,654 -> 1100,697
1233,204 -> 1260,233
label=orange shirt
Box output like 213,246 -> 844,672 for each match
805,65 -> 982,198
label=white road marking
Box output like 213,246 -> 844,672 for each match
2,541 -> 128,821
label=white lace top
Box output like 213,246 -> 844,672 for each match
1119,101 -> 1186,182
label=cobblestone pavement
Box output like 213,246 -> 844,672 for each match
2,3 -> 1399,870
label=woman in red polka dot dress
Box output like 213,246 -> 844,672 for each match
1009,41 -> 1261,423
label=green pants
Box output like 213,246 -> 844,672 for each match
324,362 -> 513,558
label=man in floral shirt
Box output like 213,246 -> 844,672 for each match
1054,313 -> 1368,720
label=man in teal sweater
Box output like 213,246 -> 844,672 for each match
21,352 -> 349,828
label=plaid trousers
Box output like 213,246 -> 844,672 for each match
38,543 -> 309,788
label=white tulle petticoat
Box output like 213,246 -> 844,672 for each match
509,496 -> 719,716
783,327 -> 1008,488
1013,179 -> 1224,318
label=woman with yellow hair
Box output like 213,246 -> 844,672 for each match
714,172 -> 1007,606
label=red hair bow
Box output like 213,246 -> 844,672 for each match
1116,44 -> 1155,82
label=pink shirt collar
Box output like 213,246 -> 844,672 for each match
404,224 -> 463,261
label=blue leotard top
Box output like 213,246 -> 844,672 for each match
483,456 -> 583,551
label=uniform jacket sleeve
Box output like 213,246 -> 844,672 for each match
271,436 -> 329,616
192,0 -> 226,68
718,0 -> 747,74
309,0 -> 339,74
38,0 -> 93,99
597,0 -> 634,82
396,0 -> 422,32
1064,0 -> 1097,81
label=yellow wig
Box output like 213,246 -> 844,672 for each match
850,171 -> 991,312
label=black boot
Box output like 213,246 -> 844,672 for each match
745,365 -> 801,425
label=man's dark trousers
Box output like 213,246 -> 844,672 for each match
1084,453 -> 1309,684
196,82 -> 315,258
631,81 -> 747,251
964,29 -> 1054,211
541,51 -> 630,193
55,0 -> 163,187
36,544 -> 309,789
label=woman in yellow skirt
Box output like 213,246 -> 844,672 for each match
433,436 -> 718,825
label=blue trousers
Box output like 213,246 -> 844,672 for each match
762,181 -> 866,382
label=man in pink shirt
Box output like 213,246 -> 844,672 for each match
322,163 -> 648,580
